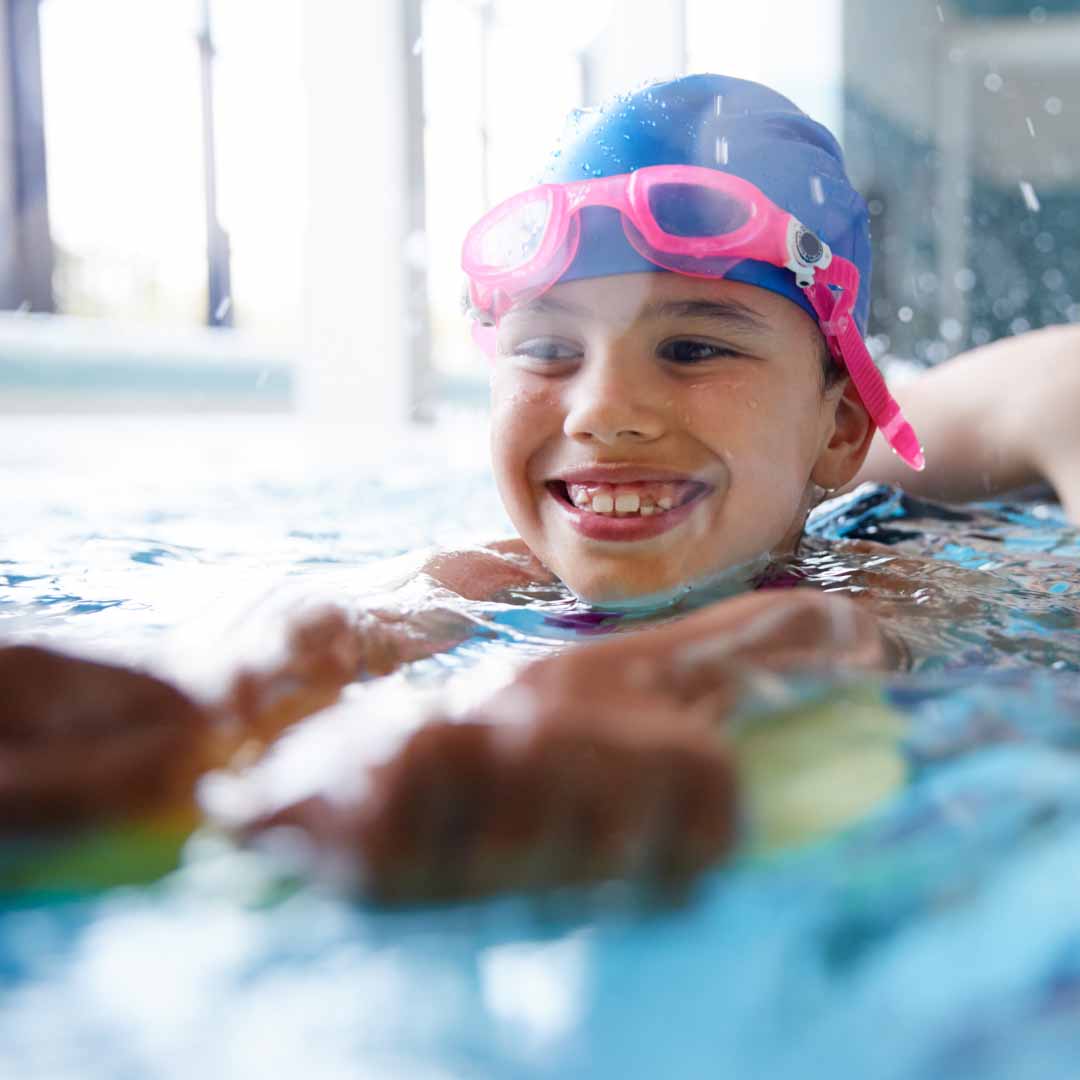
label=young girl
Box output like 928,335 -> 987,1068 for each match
6,74 -> 1080,902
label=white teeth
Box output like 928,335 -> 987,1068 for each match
562,482 -> 689,516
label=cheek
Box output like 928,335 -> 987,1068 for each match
690,377 -> 807,454
691,382 -> 821,529
488,379 -> 562,495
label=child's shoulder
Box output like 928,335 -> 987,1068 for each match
419,538 -> 556,602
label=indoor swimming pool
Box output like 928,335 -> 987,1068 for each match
4,411 -> 1080,1079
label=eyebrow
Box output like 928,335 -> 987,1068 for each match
507,294 -> 773,334
638,298 -> 772,334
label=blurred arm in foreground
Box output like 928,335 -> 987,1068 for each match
238,588 -> 888,903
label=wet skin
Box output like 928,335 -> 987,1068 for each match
488,272 -> 875,605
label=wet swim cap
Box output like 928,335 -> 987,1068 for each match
542,73 -> 872,334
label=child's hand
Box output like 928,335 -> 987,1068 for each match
223,602 -> 475,743
223,606 -> 369,743
495,588 -> 888,714
0,644 -> 210,829
249,704 -> 736,904
220,540 -> 553,743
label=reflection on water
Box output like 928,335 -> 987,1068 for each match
5,415 -> 1080,1078
803,484 -> 1080,673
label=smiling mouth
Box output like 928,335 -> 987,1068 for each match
546,479 -> 711,518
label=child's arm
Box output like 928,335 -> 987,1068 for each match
851,325 -> 1080,519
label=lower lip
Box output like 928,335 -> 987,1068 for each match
549,487 -> 710,542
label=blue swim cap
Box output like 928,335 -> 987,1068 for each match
541,73 -> 872,335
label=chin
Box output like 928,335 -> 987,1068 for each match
559,552 -> 771,611
554,567 -> 687,612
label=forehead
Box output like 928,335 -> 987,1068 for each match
510,273 -> 819,342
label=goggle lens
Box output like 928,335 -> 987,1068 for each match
476,196 -> 552,271
646,182 -> 752,237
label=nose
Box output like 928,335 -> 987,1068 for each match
562,348 -> 666,446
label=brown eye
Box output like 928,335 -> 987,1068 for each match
660,339 -> 740,365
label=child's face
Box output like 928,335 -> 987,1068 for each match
488,272 -> 867,604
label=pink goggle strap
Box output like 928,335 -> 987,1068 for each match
805,262 -> 924,472
471,320 -> 498,358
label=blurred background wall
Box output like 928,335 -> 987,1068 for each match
1,0 -> 1078,413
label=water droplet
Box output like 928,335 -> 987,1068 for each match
411,36 -> 423,56
984,72 -> 1003,93
898,306 -> 914,323
1025,115 -> 1037,137
714,94 -> 723,117
1045,96 -> 1063,116
1019,179 -> 1041,212
1042,267 -> 1065,290
1030,5 -> 1047,23
954,267 -> 976,291
935,3 -> 944,20
940,317 -> 962,342
215,296 -> 232,321
715,135 -> 728,165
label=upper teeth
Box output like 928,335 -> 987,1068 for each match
562,481 -> 694,517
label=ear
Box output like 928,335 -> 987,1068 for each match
810,377 -> 876,490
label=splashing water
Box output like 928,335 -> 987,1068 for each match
1019,180 -> 1041,212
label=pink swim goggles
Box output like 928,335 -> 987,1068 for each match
462,164 -> 924,471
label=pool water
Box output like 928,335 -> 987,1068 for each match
4,413 -> 1080,1079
